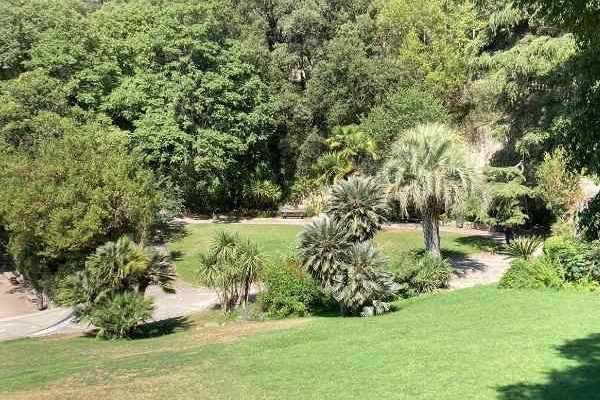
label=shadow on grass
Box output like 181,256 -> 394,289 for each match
498,333 -> 600,400
453,235 -> 501,252
132,316 -> 193,339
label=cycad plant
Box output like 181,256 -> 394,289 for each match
330,242 -> 399,315
198,231 -> 264,313
325,176 -> 389,242
297,217 -> 351,287
380,123 -> 477,256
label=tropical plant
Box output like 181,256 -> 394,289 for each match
313,152 -> 353,185
198,231 -> 264,313
380,123 -> 477,256
498,258 -> 564,289
85,291 -> 154,340
505,236 -> 543,260
243,179 -> 282,210
296,217 -> 352,287
330,242 -> 399,316
325,125 -> 378,172
138,247 -> 177,295
325,176 -> 389,242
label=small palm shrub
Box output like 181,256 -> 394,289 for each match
505,236 -> 543,260
297,217 -> 352,287
330,242 -> 399,316
392,252 -> 453,297
498,258 -> 564,289
198,231 -> 264,313
258,258 -> 323,318
243,179 -> 282,210
86,291 -> 154,340
325,176 -> 389,241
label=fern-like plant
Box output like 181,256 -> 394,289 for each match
505,236 -> 543,260
296,217 -> 352,287
325,176 -> 389,242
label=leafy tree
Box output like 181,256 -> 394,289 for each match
0,126 -> 175,291
536,148 -> 582,219
380,123 -> 477,256
325,176 -> 389,242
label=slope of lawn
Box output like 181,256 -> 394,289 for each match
168,224 -> 498,283
2,286 -> 600,399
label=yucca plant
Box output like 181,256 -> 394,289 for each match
296,217 -> 352,287
325,176 -> 389,242
505,236 -> 543,260
330,242 -> 399,316
198,231 -> 264,313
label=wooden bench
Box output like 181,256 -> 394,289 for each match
280,207 -> 306,219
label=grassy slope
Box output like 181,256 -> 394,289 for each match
3,286 -> 600,399
168,224 -> 497,283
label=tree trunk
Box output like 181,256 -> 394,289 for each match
422,209 -> 441,257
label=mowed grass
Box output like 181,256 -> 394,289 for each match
3,286 -> 600,399
168,224 -> 498,283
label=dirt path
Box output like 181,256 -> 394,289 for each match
0,273 -> 37,319
448,252 -> 511,290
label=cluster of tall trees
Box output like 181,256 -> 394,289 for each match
1,0 -> 598,289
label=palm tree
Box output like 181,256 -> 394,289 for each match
380,123 -> 477,256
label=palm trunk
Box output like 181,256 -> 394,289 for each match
422,208 -> 441,257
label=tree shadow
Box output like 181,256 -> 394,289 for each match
132,316 -> 193,339
453,235 -> 502,252
153,220 -> 189,244
497,333 -> 600,400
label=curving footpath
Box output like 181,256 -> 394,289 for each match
0,219 -> 510,341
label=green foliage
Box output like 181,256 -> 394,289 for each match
198,231 -> 264,313
242,180 -> 282,210
330,242 -> 398,316
258,258 -> 322,319
297,217 -> 351,287
578,193 -> 600,241
543,236 -> 600,283
361,88 -> 449,149
392,252 -> 453,297
498,258 -> 564,289
536,149 -> 582,218
85,291 -> 154,340
325,176 -> 389,242
483,165 -> 530,229
505,236 -> 543,260
0,128 -> 175,290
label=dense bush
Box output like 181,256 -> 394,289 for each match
258,259 -> 322,319
198,231 -> 264,313
392,252 -> 453,297
498,258 -> 564,289
0,128 -> 177,292
84,291 -> 154,340
543,237 -> 600,283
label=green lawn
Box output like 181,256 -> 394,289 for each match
168,224 -> 498,283
3,286 -> 600,399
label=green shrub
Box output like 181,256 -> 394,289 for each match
498,258 -> 564,289
392,252 -> 453,297
543,236 -> 595,282
258,259 -> 322,318
84,291 -> 154,340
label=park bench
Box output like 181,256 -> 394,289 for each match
280,207 -> 306,219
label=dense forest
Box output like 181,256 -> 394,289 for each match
1,0 -> 599,291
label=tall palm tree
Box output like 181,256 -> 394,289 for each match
379,123 -> 477,256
